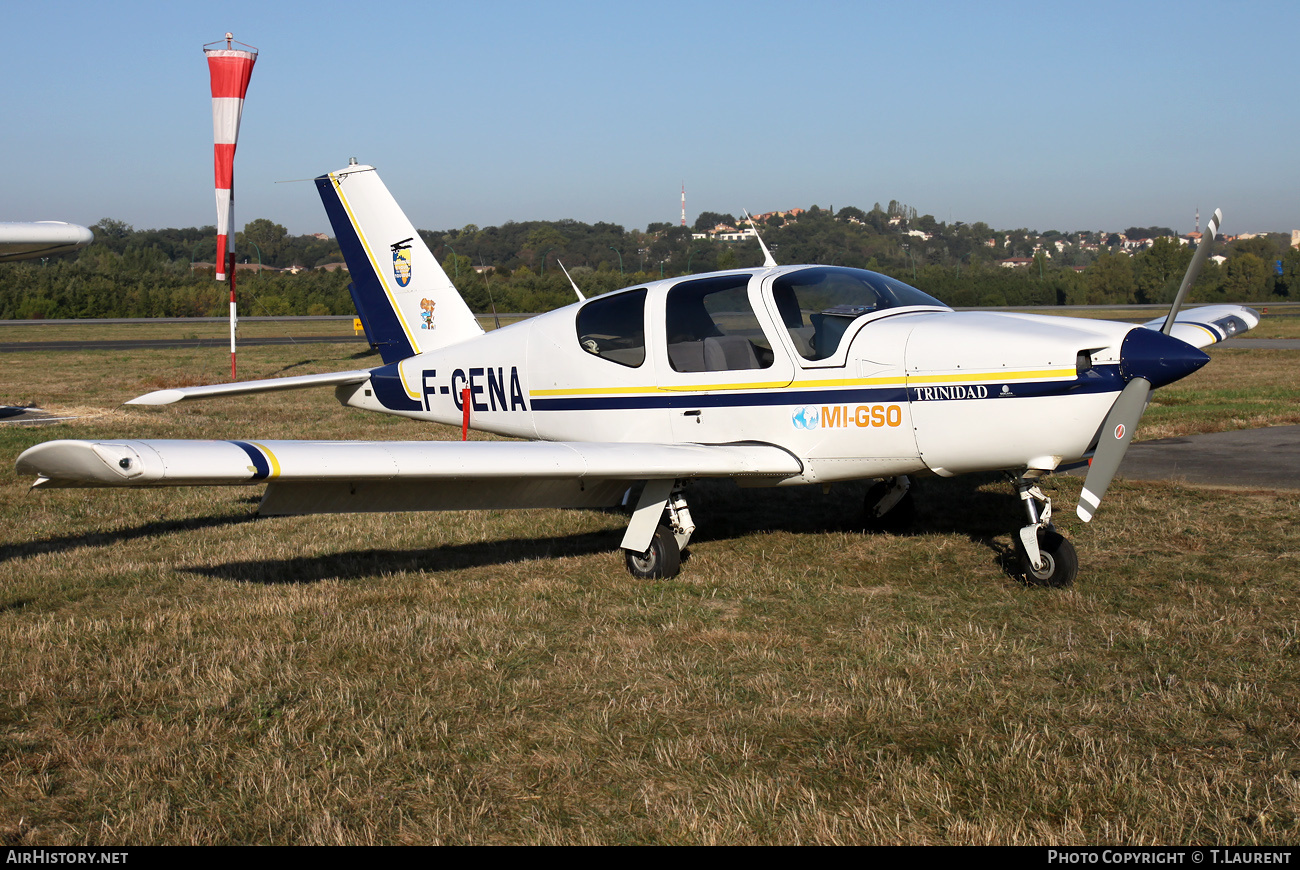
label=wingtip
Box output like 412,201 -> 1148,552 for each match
125,390 -> 184,406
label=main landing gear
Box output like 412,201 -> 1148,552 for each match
863,475 -> 914,532
1011,472 -> 1078,587
622,481 -> 694,579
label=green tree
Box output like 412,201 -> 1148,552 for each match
1222,253 -> 1270,300
1087,250 -> 1134,303
240,219 -> 288,265
693,212 -> 736,232
1276,248 -> 1300,299
1133,236 -> 1192,303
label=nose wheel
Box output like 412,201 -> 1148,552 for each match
1011,473 -> 1078,587
1015,528 -> 1077,587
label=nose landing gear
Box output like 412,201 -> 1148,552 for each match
1011,473 -> 1077,587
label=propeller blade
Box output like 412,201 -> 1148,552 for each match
1077,377 -> 1151,522
1161,208 -> 1221,335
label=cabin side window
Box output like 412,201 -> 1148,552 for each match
575,288 -> 647,367
664,274 -> 774,373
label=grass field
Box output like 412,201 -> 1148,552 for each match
1,334 -> 1298,845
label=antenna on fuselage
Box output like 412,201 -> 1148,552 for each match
557,259 -> 585,301
478,257 -> 501,330
743,210 -> 778,268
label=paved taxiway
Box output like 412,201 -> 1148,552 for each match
1067,426 -> 1300,492
0,335 -> 360,353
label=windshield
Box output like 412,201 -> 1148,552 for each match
770,266 -> 946,360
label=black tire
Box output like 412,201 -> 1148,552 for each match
863,482 -> 916,532
1017,529 -> 1078,588
624,525 -> 682,579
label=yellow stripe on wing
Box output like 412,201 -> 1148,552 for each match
247,441 -> 282,479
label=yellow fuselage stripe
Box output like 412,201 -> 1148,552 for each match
529,367 -> 1075,399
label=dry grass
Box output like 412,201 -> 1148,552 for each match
0,340 -> 1298,844
1140,349 -> 1300,439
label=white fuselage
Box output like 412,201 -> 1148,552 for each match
337,267 -> 1138,485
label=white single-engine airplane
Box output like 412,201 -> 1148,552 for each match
16,163 -> 1258,585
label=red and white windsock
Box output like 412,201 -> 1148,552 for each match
204,34 -> 257,281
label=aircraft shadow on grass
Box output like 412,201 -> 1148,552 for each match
1,476 -> 1028,584
186,476 -> 1029,585
0,512 -> 256,566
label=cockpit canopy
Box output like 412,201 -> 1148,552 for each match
772,266 -> 947,360
574,266 -> 947,371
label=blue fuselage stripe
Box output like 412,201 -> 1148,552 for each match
531,366 -> 1122,412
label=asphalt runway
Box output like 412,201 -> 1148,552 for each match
1068,425 -> 1300,492
0,335 -> 364,353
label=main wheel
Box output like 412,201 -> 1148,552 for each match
863,480 -> 915,532
624,525 -> 682,579
1017,529 -> 1078,588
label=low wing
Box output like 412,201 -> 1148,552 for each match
16,438 -> 803,514
127,370 -> 373,405
1140,304 -> 1259,349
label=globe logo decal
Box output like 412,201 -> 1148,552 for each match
792,405 -> 820,430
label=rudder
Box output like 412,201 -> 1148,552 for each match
315,163 -> 483,363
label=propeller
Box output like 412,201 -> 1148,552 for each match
1076,209 -> 1221,522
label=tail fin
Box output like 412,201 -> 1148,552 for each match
315,163 -> 484,363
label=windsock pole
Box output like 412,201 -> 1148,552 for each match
229,254 -> 237,381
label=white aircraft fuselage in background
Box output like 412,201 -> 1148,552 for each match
0,221 -> 93,262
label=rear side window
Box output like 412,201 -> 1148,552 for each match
664,274 -> 774,372
576,288 -> 647,367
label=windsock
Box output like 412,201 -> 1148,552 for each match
204,35 -> 257,281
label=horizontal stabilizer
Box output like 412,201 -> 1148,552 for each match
1140,304 -> 1259,349
127,370 -> 372,405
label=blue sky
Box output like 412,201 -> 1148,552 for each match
4,0 -> 1296,238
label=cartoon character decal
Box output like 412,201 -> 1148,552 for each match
420,298 -> 436,329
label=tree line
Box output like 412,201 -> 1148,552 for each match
2,209 -> 1295,321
